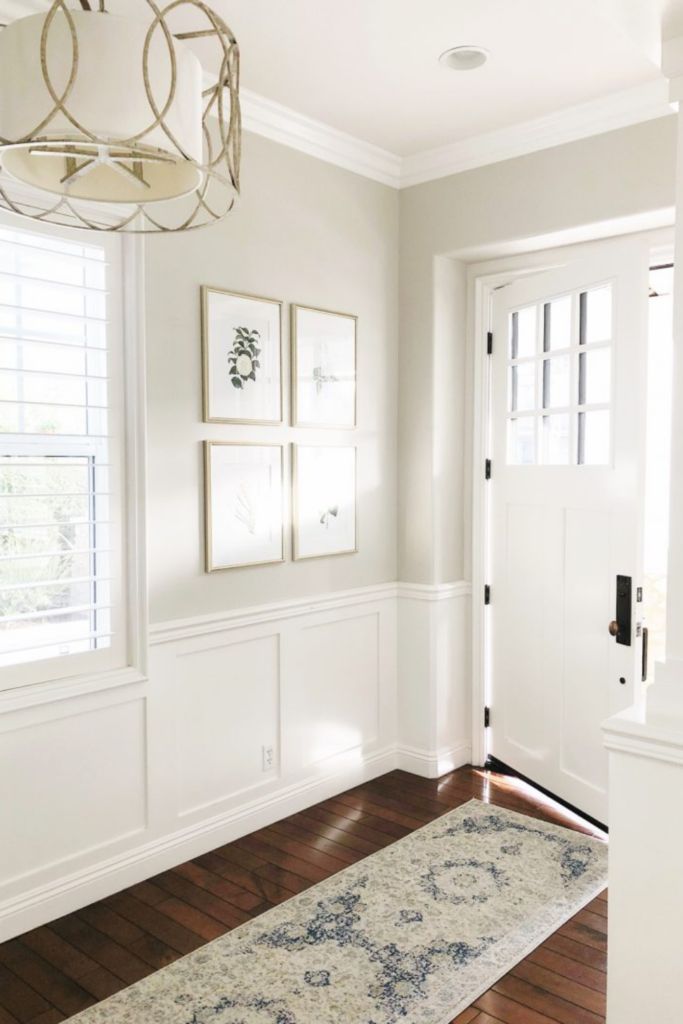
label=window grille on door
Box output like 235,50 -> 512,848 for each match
507,283 -> 613,466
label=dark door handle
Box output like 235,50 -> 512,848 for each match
642,626 -> 649,682
610,575 -> 632,647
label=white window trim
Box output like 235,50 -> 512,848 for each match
0,221 -> 147,709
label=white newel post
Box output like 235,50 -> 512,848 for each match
603,38 -> 683,1023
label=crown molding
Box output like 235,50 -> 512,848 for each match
234,79 -> 674,192
400,79 -> 675,188
240,88 -> 402,189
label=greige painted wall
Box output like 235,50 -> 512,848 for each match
398,115 -> 678,585
144,115 -> 678,623
145,131 -> 399,623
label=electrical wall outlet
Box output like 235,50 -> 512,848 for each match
262,745 -> 275,772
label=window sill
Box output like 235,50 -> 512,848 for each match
0,665 -> 147,714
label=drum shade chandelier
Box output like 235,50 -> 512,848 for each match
0,0 -> 240,232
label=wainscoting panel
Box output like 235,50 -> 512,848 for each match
174,633 -> 280,817
0,581 -> 473,941
282,612 -> 381,775
0,693 -> 147,887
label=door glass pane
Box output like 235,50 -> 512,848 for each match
580,409 -> 611,465
542,414 -> 570,465
545,296 -> 572,351
583,347 -> 611,405
583,286 -> 612,344
510,361 -> 536,412
544,353 -> 570,409
508,417 -> 536,465
510,306 -> 537,359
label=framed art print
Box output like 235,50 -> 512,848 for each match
291,304 -> 357,427
202,287 -> 282,424
292,444 -> 357,560
204,442 -> 284,571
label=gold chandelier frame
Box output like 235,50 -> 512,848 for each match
0,0 -> 241,232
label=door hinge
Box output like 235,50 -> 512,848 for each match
484,706 -> 491,728
485,458 -> 492,480
486,331 -> 493,355
484,584 -> 491,605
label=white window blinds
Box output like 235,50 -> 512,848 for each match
0,225 -> 116,670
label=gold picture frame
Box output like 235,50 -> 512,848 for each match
291,304 -> 357,428
292,443 -> 358,561
202,286 -> 284,425
204,441 -> 285,572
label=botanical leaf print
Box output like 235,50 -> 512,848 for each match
228,327 -> 261,389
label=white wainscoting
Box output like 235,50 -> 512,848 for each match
396,582 -> 473,778
0,581 -> 472,941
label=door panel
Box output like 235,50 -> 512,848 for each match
489,237 -> 649,824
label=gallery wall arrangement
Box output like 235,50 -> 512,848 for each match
201,287 -> 358,571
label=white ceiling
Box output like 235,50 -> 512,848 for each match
1,0 -> 682,183
213,0 -> 666,156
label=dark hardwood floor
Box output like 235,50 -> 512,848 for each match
0,767 -> 608,1024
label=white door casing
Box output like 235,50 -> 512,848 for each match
488,236 -> 650,824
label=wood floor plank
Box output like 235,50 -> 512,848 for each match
303,803 -> 403,846
194,851 -> 297,905
154,898 -> 226,943
544,933 -> 607,972
321,796 -> 413,837
48,916 -> 151,986
127,934 -> 179,971
268,818 -> 362,865
26,1011 -> 65,1024
511,960 -> 606,1015
152,870 -> 251,929
232,834 -> 331,884
465,1015 -> 508,1024
0,766 -> 608,1023
75,967 -> 124,1002
0,943 -> 96,1018
450,1008 -> 481,1023
253,825 -> 352,874
171,861 -> 263,912
104,893 -> 203,956
19,929 -> 101,982
527,947 -> 606,993
558,919 -> 608,954
574,909 -> 608,934
76,905 -> 143,948
475,989 -> 560,1023
584,897 -> 607,918
493,974 -> 603,1023
293,809 -> 382,855
0,960 -> 52,1022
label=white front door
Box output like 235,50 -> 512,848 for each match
488,236 -> 650,825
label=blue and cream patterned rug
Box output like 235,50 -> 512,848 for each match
71,800 -> 607,1024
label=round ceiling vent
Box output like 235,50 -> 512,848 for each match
439,45 -> 489,71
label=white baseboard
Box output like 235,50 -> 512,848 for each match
0,745 -> 397,941
396,743 -> 472,779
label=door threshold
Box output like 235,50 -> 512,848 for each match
485,755 -> 608,835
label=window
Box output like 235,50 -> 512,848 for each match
507,283 -> 613,466
0,222 -> 126,683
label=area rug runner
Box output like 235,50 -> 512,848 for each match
71,799 -> 608,1024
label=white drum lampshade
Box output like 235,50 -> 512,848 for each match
0,1 -> 240,232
